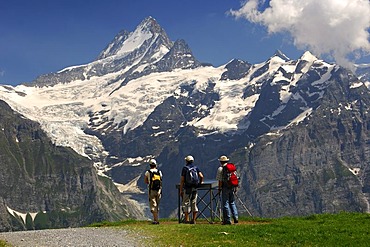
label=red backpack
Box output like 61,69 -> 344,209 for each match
223,163 -> 239,187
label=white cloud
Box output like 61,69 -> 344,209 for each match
230,0 -> 370,68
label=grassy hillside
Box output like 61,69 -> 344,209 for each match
90,212 -> 370,246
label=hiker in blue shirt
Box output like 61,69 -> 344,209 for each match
179,155 -> 204,224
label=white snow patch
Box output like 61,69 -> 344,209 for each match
6,206 -> 39,224
271,105 -> 286,117
350,81 -> 364,89
349,168 -> 360,176
115,30 -> 153,58
114,175 -> 145,193
29,212 -> 38,221
365,81 -> 370,89
94,162 -> 110,178
287,108 -> 313,127
345,103 -> 353,111
194,76 -> 259,132
152,131 -> 165,137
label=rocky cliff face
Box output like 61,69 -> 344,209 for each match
355,64 -> 370,88
237,67 -> 370,217
0,100 -> 142,231
102,59 -> 370,218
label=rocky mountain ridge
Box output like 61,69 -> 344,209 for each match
0,100 -> 143,232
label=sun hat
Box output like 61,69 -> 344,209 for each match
184,155 -> 194,162
218,155 -> 229,162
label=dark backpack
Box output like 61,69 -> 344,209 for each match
223,163 -> 239,187
149,170 -> 162,191
185,166 -> 200,187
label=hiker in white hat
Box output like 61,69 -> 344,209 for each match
179,155 -> 204,224
144,158 -> 162,224
216,155 -> 239,225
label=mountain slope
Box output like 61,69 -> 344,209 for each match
238,66 -> 370,216
0,17 -> 369,221
29,16 -> 174,87
0,100 -> 142,231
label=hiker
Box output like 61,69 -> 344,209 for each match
216,155 -> 239,225
179,155 -> 204,224
144,158 -> 162,224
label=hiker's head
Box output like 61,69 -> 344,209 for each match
184,155 -> 194,164
218,155 -> 229,164
149,159 -> 157,168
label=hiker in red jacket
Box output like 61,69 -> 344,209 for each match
216,155 -> 239,225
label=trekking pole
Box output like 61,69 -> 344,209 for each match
234,192 -> 253,217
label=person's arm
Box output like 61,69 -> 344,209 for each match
179,176 -> 185,197
144,171 -> 149,184
216,167 -> 223,193
198,171 -> 204,184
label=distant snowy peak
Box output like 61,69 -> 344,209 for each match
354,63 -> 370,88
153,39 -> 201,71
97,16 -> 171,60
261,51 -> 320,79
221,59 -> 251,80
29,16 -> 174,87
114,39 -> 202,87
273,50 -> 290,61
97,30 -> 130,60
139,16 -> 167,35
300,51 -> 319,63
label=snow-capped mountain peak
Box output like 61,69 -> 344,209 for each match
300,51 -> 318,62
138,16 -> 164,33
0,17 -> 368,171
97,30 -> 130,60
97,16 -> 166,61
29,17 -> 174,88
273,49 -> 290,61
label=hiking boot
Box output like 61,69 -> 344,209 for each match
222,221 -> 231,225
190,220 -> 196,224
152,221 -> 159,225
234,219 -> 238,224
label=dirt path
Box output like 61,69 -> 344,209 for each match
0,227 -> 145,247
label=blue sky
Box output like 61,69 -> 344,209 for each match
1,0 -> 369,86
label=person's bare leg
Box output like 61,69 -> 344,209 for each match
153,211 -> 158,222
184,212 -> 190,222
192,211 -> 197,224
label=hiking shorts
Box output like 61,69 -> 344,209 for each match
182,190 -> 198,213
149,189 -> 161,213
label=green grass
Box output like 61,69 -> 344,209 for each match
0,240 -> 11,247
90,212 -> 370,246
